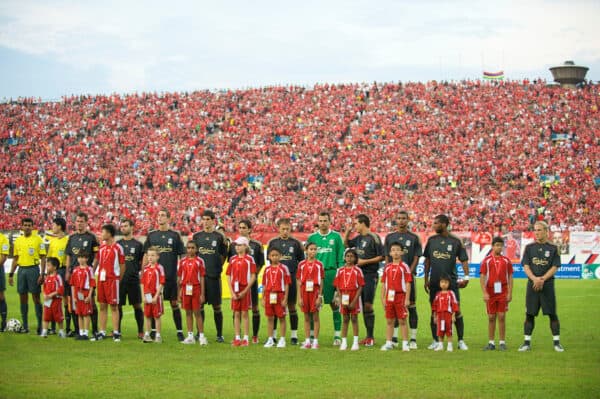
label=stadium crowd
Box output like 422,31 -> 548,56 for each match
1,80 -> 598,234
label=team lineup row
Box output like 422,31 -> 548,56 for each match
1,210 -> 564,352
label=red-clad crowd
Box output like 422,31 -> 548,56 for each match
1,80 -> 598,235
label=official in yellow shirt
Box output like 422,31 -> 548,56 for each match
0,232 -> 9,331
8,217 -> 47,333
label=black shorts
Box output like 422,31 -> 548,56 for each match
361,273 -> 379,305
119,280 -> 142,305
163,279 -> 178,301
526,280 -> 556,316
428,282 -> 460,306
204,276 -> 222,306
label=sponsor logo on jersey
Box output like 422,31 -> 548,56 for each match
433,250 -> 452,260
532,257 -> 549,266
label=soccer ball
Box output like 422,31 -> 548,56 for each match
6,318 -> 21,332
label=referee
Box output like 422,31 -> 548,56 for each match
423,214 -> 470,350
8,217 -> 47,334
384,211 -> 422,348
143,209 -> 186,341
518,221 -> 564,352
192,210 -> 228,343
343,214 -> 384,347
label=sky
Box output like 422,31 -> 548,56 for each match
1,0 -> 599,100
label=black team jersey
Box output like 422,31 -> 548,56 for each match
192,230 -> 228,278
384,230 -> 422,271
347,232 -> 384,274
65,232 -> 100,269
521,241 -> 561,279
143,229 -> 185,280
267,237 -> 305,276
118,238 -> 144,284
423,234 -> 468,284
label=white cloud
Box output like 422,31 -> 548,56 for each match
0,0 -> 598,96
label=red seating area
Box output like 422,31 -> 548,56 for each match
1,80 -> 598,234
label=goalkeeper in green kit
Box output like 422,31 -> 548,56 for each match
307,212 -> 345,345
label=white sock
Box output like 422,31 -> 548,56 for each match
310,329 -> 314,337
313,338 -> 318,345
41,329 -> 48,335
410,329 -> 417,340
393,327 -> 399,338
291,330 -> 297,339
305,338 -> 311,344
235,335 -> 241,340
489,340 -> 495,345
553,335 -> 560,341
113,330 -> 119,335
334,330 -> 341,337
402,340 -> 408,347
243,335 -> 248,341
353,336 -> 359,345
447,342 -> 453,349
499,340 -> 505,345
156,332 -> 161,338
188,331 -> 194,337
524,335 -> 532,342
386,340 -> 393,346
58,329 -> 64,335
100,330 -> 106,335
82,329 -> 88,336
199,333 -> 205,338
341,337 -> 347,345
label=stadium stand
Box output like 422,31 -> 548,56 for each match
1,80 -> 598,234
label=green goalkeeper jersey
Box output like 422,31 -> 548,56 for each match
307,230 -> 344,270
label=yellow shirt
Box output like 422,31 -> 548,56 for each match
0,233 -> 9,256
13,233 -> 46,266
46,235 -> 69,267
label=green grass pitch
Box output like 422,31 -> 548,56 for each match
1,279 -> 599,398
